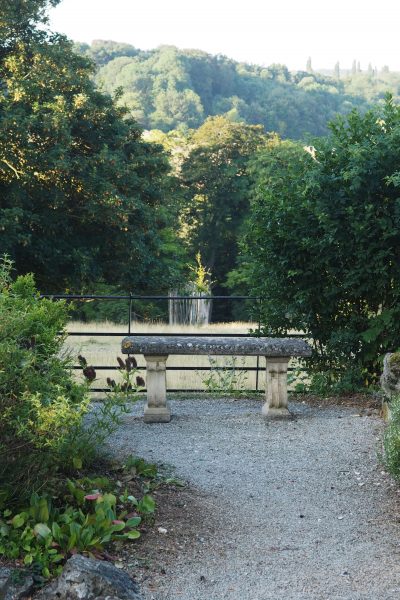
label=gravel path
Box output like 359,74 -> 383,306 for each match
107,397 -> 400,600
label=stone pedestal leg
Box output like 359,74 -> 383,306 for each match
262,357 -> 290,418
143,355 -> 171,423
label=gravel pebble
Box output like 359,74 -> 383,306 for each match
105,397 -> 400,600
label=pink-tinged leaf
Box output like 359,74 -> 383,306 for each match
112,520 -> 125,525
84,493 -> 101,501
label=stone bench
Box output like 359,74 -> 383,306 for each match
121,336 -> 311,423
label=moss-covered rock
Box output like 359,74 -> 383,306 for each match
381,352 -> 400,398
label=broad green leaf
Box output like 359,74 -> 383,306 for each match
127,530 -> 141,540
12,514 -> 26,528
33,523 -> 51,539
138,495 -> 155,514
126,516 -> 141,528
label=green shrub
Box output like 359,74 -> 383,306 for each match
0,475 -> 156,578
0,258 -> 138,505
0,258 -> 89,503
383,395 -> 400,479
308,367 -> 368,396
69,283 -> 167,324
240,99 -> 400,385
200,356 -> 249,395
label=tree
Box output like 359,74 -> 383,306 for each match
0,0 -> 182,293
83,41 -> 370,140
179,117 -> 273,317
240,96 -> 400,382
0,0 -> 60,48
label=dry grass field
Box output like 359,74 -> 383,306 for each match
66,320 -> 304,394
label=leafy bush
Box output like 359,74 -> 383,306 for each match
0,476 -> 156,578
201,356 -> 249,395
0,258 -> 91,503
309,367 -> 367,396
0,258 -> 138,505
383,395 -> 400,479
239,97 -> 400,384
69,284 -> 167,324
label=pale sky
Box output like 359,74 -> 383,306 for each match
49,0 -> 400,72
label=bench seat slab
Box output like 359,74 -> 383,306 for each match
122,336 -> 311,357
121,336 -> 311,422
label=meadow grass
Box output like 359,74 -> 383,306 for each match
66,320 -> 305,393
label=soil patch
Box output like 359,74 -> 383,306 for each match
118,484 -> 217,595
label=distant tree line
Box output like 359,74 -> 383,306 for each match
76,41 -> 400,139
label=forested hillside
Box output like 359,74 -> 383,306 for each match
75,40 -> 400,139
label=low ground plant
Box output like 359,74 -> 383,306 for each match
201,355 -> 249,395
308,368 -> 370,396
382,395 -> 400,479
0,464 -> 157,578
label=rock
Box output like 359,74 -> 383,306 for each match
381,353 -> 400,398
0,567 -> 34,600
121,335 -> 312,357
94,597 -> 125,600
35,555 -> 142,600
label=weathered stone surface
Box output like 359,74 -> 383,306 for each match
381,352 -> 400,399
35,555 -> 142,600
93,597 -> 122,600
143,354 -> 171,423
0,567 -> 34,600
122,335 -> 311,357
263,357 -> 290,417
122,335 -> 311,422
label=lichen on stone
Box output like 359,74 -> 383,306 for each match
388,352 -> 400,375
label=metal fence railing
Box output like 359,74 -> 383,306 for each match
42,294 -> 305,394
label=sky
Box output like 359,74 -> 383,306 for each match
48,0 -> 400,72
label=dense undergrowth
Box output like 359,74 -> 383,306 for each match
0,258 -> 169,579
382,395 -> 400,479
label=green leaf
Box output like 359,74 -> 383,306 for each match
126,530 -> 141,540
33,523 -> 51,539
38,498 -> 49,522
102,493 -> 116,506
51,521 -> 62,542
11,514 -> 26,528
110,522 -> 125,532
126,516 -> 141,528
50,553 -> 64,563
138,495 -> 155,514
73,457 -> 83,469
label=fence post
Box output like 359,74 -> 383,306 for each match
255,297 -> 262,391
128,292 -> 133,335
